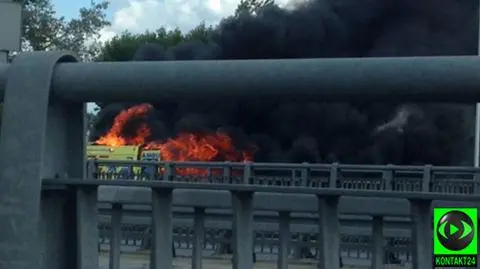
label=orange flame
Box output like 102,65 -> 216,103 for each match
95,103 -> 153,146
146,132 -> 254,175
95,104 -> 255,175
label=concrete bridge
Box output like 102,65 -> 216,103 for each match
1,52 -> 480,269
93,164 -> 478,269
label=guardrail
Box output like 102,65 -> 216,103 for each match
41,157 -> 480,269
4,53 -> 480,269
98,224 -> 412,264
97,207 -> 413,265
97,187 -> 480,215
88,160 -> 480,196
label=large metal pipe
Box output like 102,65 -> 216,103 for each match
2,56 -> 480,102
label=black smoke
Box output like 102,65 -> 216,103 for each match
92,0 -> 479,165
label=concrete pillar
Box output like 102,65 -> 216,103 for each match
0,52 -> 83,269
151,188 -> 173,269
278,211 -> 290,269
76,186 -> 100,269
383,165 -> 393,190
192,207 -> 205,269
232,191 -> 254,269
410,199 -> 432,269
317,196 -> 340,269
371,216 -> 384,269
109,203 -> 122,269
0,0 -> 21,64
39,189 -> 69,269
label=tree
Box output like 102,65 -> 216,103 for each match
86,111 -> 99,140
18,0 -> 110,60
97,23 -> 214,62
235,0 -> 274,15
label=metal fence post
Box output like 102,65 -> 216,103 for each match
109,203 -> 122,269
300,162 -> 309,187
151,188 -> 173,269
317,196 -> 340,269
192,207 -> 205,269
422,165 -> 432,192
243,163 -> 252,184
231,191 -> 254,269
278,211 -> 290,269
86,159 -> 97,179
383,164 -> 394,191
371,215 -> 384,269
474,169 -> 480,194
329,163 -> 339,188
163,162 -> 173,181
223,161 -> 231,183
0,51 -> 92,269
409,199 -> 432,269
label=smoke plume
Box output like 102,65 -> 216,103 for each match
92,0 -> 479,166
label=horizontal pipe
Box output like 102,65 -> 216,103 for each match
3,56 -> 480,102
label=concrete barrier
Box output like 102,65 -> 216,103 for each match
98,186 -> 480,216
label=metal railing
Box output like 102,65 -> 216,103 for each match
97,208 -> 413,264
98,225 -> 412,262
2,52 -> 480,269
87,160 -> 480,197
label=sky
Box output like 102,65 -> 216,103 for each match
51,0 -> 248,43
51,0 -> 292,113
51,0 -> 247,113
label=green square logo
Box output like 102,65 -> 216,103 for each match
433,208 -> 477,255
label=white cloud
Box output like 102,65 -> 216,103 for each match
86,102 -> 98,113
99,0 -> 292,43
90,0 -> 295,114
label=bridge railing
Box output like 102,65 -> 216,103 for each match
90,160 -> 480,195
2,52 -> 480,269
97,208 -> 413,265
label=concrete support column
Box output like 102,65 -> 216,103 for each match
192,207 -> 205,269
0,52 -> 82,269
278,211 -> 290,269
0,0 -> 21,64
232,191 -> 254,269
151,188 -> 173,269
109,203 -> 122,269
371,216 -> 384,269
76,186 -> 99,269
410,199 -> 432,269
317,196 -> 340,269
39,189 -> 69,269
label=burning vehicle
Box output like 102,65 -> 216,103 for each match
91,0 -> 478,170
87,103 -> 256,177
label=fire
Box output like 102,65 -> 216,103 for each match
95,104 -> 255,175
145,132 -> 254,175
95,103 -> 153,146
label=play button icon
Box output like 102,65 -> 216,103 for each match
436,210 -> 475,251
450,224 -> 459,235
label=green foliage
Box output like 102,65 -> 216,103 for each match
97,23 -> 215,62
16,0 -> 110,59
235,0 -> 274,15
96,0 -> 270,62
